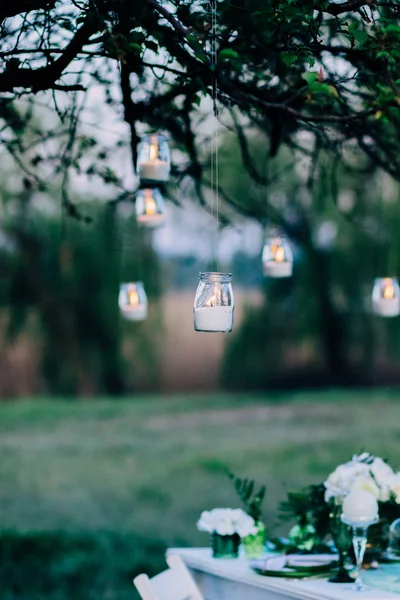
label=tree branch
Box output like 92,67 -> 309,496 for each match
0,0 -> 55,20
320,0 -> 375,15
0,14 -> 98,92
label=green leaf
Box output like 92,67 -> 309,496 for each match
383,24 -> 400,36
301,71 -> 319,85
281,51 -> 297,66
352,29 -> 368,46
219,48 -> 240,60
309,81 -> 334,96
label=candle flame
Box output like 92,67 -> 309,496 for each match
128,288 -> 139,307
275,246 -> 285,262
383,279 -> 395,300
144,190 -> 157,216
206,286 -> 222,307
149,143 -> 158,161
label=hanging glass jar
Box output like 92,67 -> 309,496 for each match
137,133 -> 171,184
135,188 -> 166,227
262,231 -> 293,278
372,277 -> 400,317
118,282 -> 148,321
194,272 -> 234,333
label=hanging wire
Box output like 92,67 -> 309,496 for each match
209,0 -> 219,271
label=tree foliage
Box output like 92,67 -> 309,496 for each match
0,0 -> 400,218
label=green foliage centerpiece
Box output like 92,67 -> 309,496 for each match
228,471 -> 267,559
281,453 -> 400,580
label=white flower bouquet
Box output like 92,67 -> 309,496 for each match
197,508 -> 257,538
282,452 -> 400,552
324,452 -> 400,504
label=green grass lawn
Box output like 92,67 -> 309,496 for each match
1,389 -> 400,599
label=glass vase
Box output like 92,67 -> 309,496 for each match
243,521 -> 267,559
210,532 -> 240,558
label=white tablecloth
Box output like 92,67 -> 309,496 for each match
167,548 -> 400,600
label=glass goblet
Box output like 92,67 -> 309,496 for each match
341,515 -> 379,592
329,507 -> 355,583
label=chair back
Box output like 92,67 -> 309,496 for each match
133,554 -> 204,600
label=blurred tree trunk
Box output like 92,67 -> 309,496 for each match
301,224 -> 348,383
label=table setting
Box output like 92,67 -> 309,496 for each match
174,453 -> 400,599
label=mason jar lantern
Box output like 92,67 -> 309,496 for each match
262,231 -> 293,278
137,133 -> 171,184
118,282 -> 148,321
372,277 -> 400,317
135,188 -> 166,227
194,272 -> 234,333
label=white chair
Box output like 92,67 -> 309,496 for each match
133,554 -> 204,600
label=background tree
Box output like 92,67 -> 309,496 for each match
0,0 -> 399,221
0,187 -> 162,396
220,132 -> 400,387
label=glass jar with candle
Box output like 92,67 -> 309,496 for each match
262,231 -> 293,278
194,272 -> 234,333
118,282 -> 148,321
372,277 -> 400,317
137,133 -> 171,184
136,188 -> 166,227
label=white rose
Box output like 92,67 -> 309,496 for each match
351,475 -> 380,499
231,509 -> 257,537
370,457 -> 394,491
215,517 -> 235,536
197,510 -> 216,533
197,508 -> 256,537
388,473 -> 400,503
325,463 -> 369,501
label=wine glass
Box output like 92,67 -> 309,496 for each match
341,515 -> 379,592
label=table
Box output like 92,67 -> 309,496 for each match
167,548 -> 400,600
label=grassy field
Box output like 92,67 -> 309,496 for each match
1,389 -> 400,599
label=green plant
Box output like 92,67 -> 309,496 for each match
227,471 -> 266,522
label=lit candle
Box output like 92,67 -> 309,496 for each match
263,259 -> 292,277
139,159 -> 170,183
342,490 -> 379,523
119,283 -> 148,322
194,306 -> 233,332
121,306 -> 147,321
262,238 -> 293,278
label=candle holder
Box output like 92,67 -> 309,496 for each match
372,277 -> 400,317
262,230 -> 293,278
137,133 -> 171,184
193,272 -> 234,333
341,515 -> 379,592
135,188 -> 166,227
118,282 -> 148,322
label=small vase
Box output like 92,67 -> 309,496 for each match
243,521 -> 267,559
210,532 -> 240,558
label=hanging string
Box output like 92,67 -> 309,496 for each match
210,0 -> 219,271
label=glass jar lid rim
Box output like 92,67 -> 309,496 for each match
198,271 -> 232,281
142,132 -> 168,141
121,281 -> 144,287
